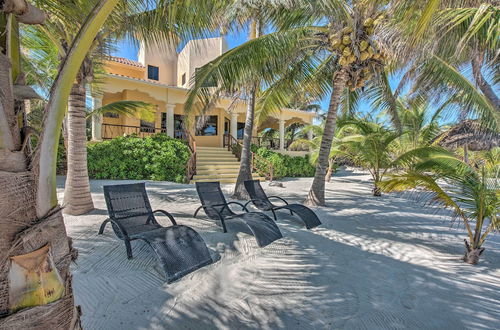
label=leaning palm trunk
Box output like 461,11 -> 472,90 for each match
305,70 -> 348,206
1,0 -> 119,327
63,82 -> 94,215
232,19 -> 260,200
325,158 -> 334,182
233,85 -> 257,199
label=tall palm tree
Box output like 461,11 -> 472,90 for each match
1,0 -> 215,326
381,152 -> 499,264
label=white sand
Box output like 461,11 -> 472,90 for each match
57,170 -> 500,329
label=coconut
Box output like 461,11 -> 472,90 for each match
360,51 -> 370,61
363,18 -> 374,27
342,36 -> 352,45
348,55 -> 357,64
331,38 -> 342,49
342,26 -> 353,34
343,47 -> 352,56
365,27 -> 374,35
372,53 -> 381,60
359,40 -> 369,51
339,57 -> 348,67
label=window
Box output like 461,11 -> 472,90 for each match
237,122 -> 245,139
140,119 -> 155,133
103,112 -> 119,118
147,65 -> 159,81
181,73 -> 186,85
161,113 -> 167,133
195,115 -> 218,136
174,115 -> 185,139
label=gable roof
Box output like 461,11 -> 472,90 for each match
108,56 -> 145,68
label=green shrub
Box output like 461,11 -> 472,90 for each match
87,134 -> 190,182
254,147 -> 315,178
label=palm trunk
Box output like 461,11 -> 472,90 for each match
63,82 -> 94,215
463,239 -> 484,265
233,85 -> 257,199
232,19 -> 260,200
2,0 -> 119,326
325,158 -> 334,182
471,51 -> 499,113
305,69 -> 348,206
0,21 -> 79,329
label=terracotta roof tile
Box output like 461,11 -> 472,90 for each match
107,56 -> 145,68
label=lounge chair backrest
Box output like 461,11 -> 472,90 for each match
195,182 -> 234,219
244,180 -> 274,210
103,183 -> 159,236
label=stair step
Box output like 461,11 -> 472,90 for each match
190,176 -> 266,184
197,154 -> 236,160
196,168 -> 240,175
197,163 -> 241,169
193,173 -> 238,180
197,161 -> 239,166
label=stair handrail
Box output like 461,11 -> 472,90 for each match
185,131 -> 197,183
224,133 -> 274,181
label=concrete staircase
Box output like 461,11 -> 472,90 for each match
190,147 -> 266,184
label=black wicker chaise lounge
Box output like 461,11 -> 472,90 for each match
99,183 -> 213,283
194,182 -> 283,247
244,180 -> 322,229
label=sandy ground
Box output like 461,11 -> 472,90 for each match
57,170 -> 500,330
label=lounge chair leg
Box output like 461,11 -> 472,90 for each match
271,209 -> 277,221
98,219 -> 110,234
220,218 -> 228,233
125,239 -> 133,259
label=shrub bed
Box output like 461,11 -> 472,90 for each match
87,134 -> 190,182
253,147 -> 315,178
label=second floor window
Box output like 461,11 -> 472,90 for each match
181,73 -> 186,85
147,65 -> 159,81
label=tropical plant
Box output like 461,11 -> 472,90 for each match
87,134 -> 190,182
338,117 -> 404,196
289,123 -> 342,182
380,152 -> 500,264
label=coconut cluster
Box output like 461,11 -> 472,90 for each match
329,14 -> 386,90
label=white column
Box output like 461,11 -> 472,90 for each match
279,118 -> 285,151
166,104 -> 175,138
91,97 -> 103,141
230,112 -> 238,138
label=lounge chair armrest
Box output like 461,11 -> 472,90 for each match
153,209 -> 177,226
226,201 -> 249,212
98,218 -> 130,238
194,204 -> 225,220
268,196 -> 289,205
243,199 -> 263,209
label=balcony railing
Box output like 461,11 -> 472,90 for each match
102,123 -> 185,140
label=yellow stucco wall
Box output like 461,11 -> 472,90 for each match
99,70 -> 316,147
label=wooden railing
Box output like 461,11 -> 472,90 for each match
185,132 -> 197,183
224,133 -> 274,181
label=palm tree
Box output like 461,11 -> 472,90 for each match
394,2 -> 499,130
380,152 -> 499,264
338,117 -> 403,196
1,0 -> 214,326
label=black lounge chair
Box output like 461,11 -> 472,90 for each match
244,180 -> 322,229
193,182 -> 283,247
99,183 -> 213,283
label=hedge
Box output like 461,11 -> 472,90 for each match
253,147 -> 315,178
87,134 -> 190,182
